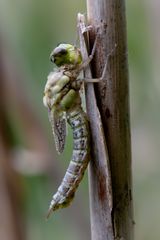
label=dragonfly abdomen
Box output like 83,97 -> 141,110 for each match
67,107 -> 90,184
47,107 -> 90,217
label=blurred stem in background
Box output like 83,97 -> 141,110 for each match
0,37 -> 25,240
0,33 -> 57,239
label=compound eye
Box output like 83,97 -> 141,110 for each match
60,48 -> 67,55
50,54 -> 54,63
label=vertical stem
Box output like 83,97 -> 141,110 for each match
78,14 -> 114,240
86,0 -> 134,239
0,43 -> 24,240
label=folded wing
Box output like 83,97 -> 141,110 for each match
48,109 -> 66,154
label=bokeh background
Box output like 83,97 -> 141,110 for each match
0,0 -> 159,239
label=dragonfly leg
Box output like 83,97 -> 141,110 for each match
77,13 -> 116,83
82,44 -> 117,83
78,35 -> 98,72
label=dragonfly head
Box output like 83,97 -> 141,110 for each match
50,44 -> 82,67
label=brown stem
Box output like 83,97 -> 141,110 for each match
86,0 -> 134,239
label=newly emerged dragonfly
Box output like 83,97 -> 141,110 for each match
43,13 -> 113,218
43,41 -> 97,218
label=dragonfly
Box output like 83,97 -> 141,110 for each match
43,40 -> 97,218
43,14 -> 113,218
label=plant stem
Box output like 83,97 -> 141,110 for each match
86,0 -> 134,239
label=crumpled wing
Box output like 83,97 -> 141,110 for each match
48,108 -> 66,154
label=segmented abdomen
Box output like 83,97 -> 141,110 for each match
47,107 -> 90,218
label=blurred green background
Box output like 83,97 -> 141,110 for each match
0,0 -> 159,239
